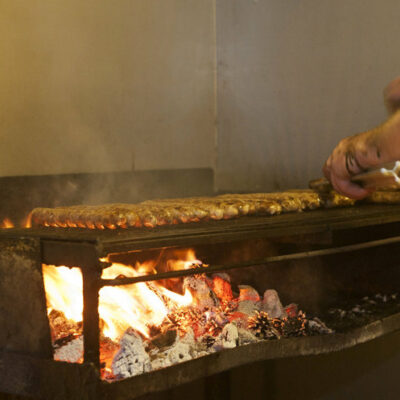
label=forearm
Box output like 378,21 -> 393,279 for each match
324,76 -> 400,199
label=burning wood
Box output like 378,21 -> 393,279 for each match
41,249 -> 334,381
112,329 -> 152,379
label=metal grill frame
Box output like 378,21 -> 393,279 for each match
3,203 -> 400,399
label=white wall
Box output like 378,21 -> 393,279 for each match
0,0 -> 216,176
216,0 -> 400,192
3,0 -> 400,192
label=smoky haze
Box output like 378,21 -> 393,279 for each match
3,0 -> 400,218
0,0 -> 216,220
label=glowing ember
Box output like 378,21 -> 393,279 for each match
23,213 -> 32,228
1,218 -> 14,228
1,215 -> 32,229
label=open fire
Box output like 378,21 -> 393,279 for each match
1,215 -> 32,229
42,249 -> 332,381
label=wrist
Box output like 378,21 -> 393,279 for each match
372,111 -> 400,162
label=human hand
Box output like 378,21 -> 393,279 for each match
322,132 -> 380,199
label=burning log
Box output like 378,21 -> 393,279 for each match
212,273 -> 233,303
150,329 -> 198,370
150,328 -> 177,349
53,336 -> 83,363
112,329 -> 152,379
48,309 -> 82,343
183,275 -> 219,309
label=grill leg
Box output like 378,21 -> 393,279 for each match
82,267 -> 101,369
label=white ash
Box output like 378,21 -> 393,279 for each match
167,341 -> 192,364
262,289 -> 287,319
183,276 -> 220,309
238,300 -> 260,316
150,330 -> 197,370
237,285 -> 262,316
204,309 -> 229,328
53,336 -> 83,363
307,318 -> 334,334
236,326 -> 259,345
112,330 -> 152,379
212,323 -> 239,350
179,328 -> 196,346
329,292 -> 400,319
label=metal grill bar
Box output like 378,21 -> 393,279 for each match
99,235 -> 400,287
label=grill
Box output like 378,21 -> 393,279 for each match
2,203 -> 400,399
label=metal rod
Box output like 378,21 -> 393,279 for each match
100,235 -> 400,287
82,268 -> 101,368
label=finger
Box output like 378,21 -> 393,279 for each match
330,174 -> 370,200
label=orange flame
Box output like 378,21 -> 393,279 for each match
1,218 -> 14,228
42,250 -> 199,342
166,248 -> 203,270
1,214 -> 32,229
23,213 -> 32,228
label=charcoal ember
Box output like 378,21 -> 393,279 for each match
238,285 -> 260,302
165,307 -> 205,337
166,341 -> 192,364
202,335 -> 216,349
100,337 -> 120,372
262,289 -> 286,319
183,276 -> 219,309
212,273 -> 233,303
112,329 -> 151,379
236,327 -> 259,345
147,324 -> 162,338
53,336 -> 83,363
237,300 -> 260,316
284,303 -> 298,317
202,309 -> 229,337
237,285 -> 261,316
150,329 -> 177,349
228,311 -> 250,328
307,317 -> 334,335
212,323 -> 239,350
48,309 -> 82,343
179,327 -> 196,346
150,333 -> 195,370
53,333 -> 79,349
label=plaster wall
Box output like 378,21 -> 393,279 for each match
0,0 -> 216,176
216,0 -> 400,192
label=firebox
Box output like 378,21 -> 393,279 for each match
2,203 -> 400,399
